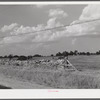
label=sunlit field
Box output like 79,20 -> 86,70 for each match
0,55 -> 100,89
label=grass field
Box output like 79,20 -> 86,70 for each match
0,55 -> 100,89
69,55 -> 100,71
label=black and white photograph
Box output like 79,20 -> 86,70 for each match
0,1 -> 100,90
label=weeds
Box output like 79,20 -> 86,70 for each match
0,66 -> 100,88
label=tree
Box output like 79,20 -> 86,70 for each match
96,50 -> 100,55
18,55 -> 27,60
27,55 -> 33,59
8,54 -> 13,59
74,50 -> 78,55
13,55 -> 19,58
4,55 -> 8,58
51,54 -> 54,57
79,52 -> 86,55
0,56 -> 3,58
56,52 -> 62,56
86,52 -> 90,56
62,51 -> 68,56
69,51 -> 74,55
33,54 -> 42,57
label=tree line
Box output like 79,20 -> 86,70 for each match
0,54 -> 42,60
55,50 -> 100,56
0,50 -> 100,60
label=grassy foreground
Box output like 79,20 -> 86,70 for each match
0,66 -> 100,89
0,55 -> 100,89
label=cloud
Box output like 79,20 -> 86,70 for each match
10,25 -> 36,35
46,17 -> 63,28
0,24 -> 49,44
0,23 -> 64,44
5,9 -> 66,44
0,7 -> 73,45
1,5 -> 100,46
79,4 -> 100,20
0,34 -> 34,44
48,8 -> 68,19
66,4 -> 100,38
39,4 -> 100,41
0,7 -> 69,45
9,24 -> 46,36
0,23 -> 18,32
0,36 -> 24,44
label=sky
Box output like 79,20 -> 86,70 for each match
0,4 -> 100,56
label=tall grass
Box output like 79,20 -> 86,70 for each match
0,66 -> 100,89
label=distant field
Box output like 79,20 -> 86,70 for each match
69,55 -> 100,71
31,55 -> 100,71
0,55 -> 100,89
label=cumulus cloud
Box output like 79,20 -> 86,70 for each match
79,4 -> 100,20
44,6 -> 100,40
49,8 -> 68,19
0,23 -> 64,44
46,17 -> 63,28
0,7 -> 69,45
3,5 -> 100,45
10,25 -> 36,35
66,4 -> 100,38
0,23 -> 18,32
0,34 -> 34,44
9,24 -> 46,36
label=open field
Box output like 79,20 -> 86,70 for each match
0,55 -> 100,89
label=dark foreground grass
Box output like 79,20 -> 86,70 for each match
0,67 -> 100,89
